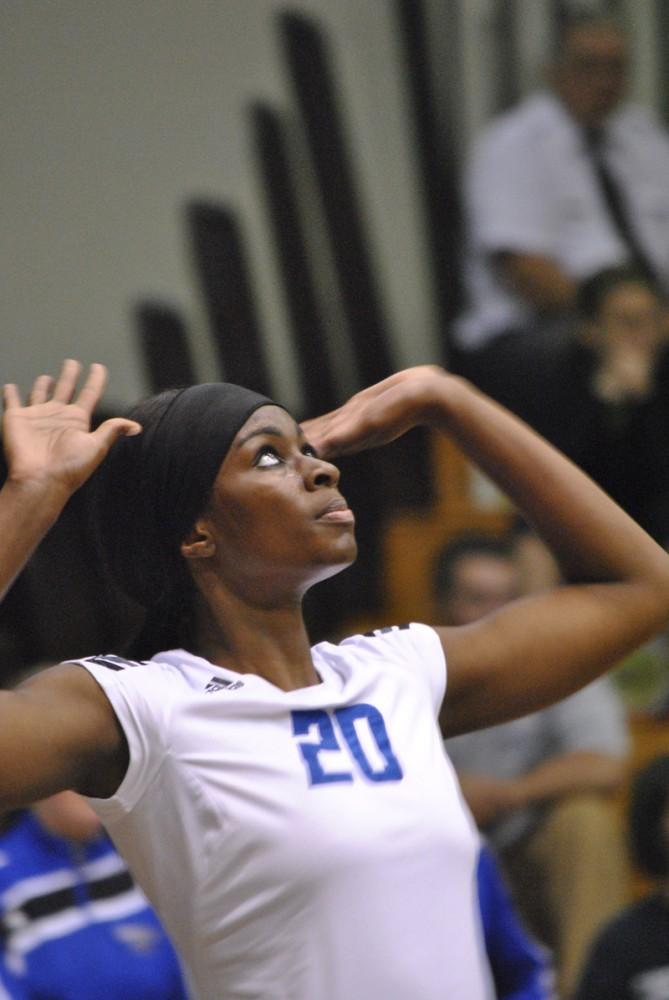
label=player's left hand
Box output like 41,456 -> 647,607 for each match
301,365 -> 448,458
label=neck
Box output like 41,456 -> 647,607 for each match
191,586 -> 319,691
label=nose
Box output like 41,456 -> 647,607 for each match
303,453 -> 340,490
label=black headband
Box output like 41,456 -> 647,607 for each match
96,382 -> 277,611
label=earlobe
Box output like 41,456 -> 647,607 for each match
180,523 -> 216,560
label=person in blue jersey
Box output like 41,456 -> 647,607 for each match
0,359 -> 667,999
476,843 -> 553,1000
0,789 -> 188,1000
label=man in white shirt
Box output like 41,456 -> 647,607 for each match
453,13 -> 669,406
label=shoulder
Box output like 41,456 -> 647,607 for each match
474,93 -> 565,154
334,623 -> 442,663
329,623 -> 446,714
594,896 -> 658,950
71,649 -> 208,697
613,102 -> 669,139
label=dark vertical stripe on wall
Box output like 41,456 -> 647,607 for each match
186,202 -> 272,396
278,11 -> 393,388
394,0 -> 464,362
492,0 -> 520,113
655,0 -> 669,124
134,302 -> 196,392
251,102 -> 338,416
552,0 -> 619,32
551,0 -> 568,41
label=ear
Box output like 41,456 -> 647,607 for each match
180,520 -> 216,561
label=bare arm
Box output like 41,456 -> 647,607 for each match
458,752 -> 625,828
0,360 -> 140,807
0,665 -> 129,809
495,251 -> 577,311
303,367 -> 669,736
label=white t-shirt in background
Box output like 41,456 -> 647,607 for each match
455,92 -> 669,349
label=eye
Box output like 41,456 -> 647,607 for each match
301,443 -> 319,459
254,446 -> 283,468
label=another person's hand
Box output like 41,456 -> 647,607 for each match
457,773 -> 525,828
3,359 -> 141,497
592,340 -> 658,402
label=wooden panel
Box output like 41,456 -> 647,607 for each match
382,431 -> 512,623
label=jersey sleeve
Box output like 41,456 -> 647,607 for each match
69,655 -> 176,819
355,623 -> 447,716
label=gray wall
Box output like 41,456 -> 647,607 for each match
2,0 -> 435,410
3,0 -> 666,409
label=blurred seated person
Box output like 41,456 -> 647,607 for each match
476,841 -> 553,1000
528,265 -> 669,543
0,790 -> 188,999
452,13 -> 669,419
574,754 -> 669,1000
436,531 -> 629,998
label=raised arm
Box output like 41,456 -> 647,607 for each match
0,360 -> 140,808
303,366 -> 669,736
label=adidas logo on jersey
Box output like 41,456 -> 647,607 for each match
205,676 -> 244,693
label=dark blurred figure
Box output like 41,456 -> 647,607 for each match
575,754 -> 669,1000
543,266 -> 669,542
437,531 -> 629,998
452,13 -> 669,424
512,265 -> 669,542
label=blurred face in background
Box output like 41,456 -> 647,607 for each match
437,553 -> 520,627
553,21 -> 628,127
33,790 -> 102,843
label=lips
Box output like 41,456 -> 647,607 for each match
317,497 -> 355,523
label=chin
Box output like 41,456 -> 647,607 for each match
311,547 -> 358,588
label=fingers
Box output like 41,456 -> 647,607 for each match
74,363 -> 108,416
92,417 -> 142,452
4,361 -> 110,413
3,384 -> 22,410
29,375 -> 54,406
52,359 -> 83,404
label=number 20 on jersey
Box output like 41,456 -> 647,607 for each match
291,704 -> 403,786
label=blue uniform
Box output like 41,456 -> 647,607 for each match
0,811 -> 188,999
477,843 -> 554,999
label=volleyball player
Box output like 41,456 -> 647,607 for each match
0,359 -> 667,999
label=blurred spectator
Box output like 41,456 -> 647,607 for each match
452,13 -> 669,420
436,531 -> 630,997
519,265 -> 669,543
0,791 -> 188,1000
574,754 -> 669,1000
476,841 -> 554,1000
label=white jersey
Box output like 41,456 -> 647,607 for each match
72,623 -> 491,1000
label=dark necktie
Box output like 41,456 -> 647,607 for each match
583,126 -> 657,283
